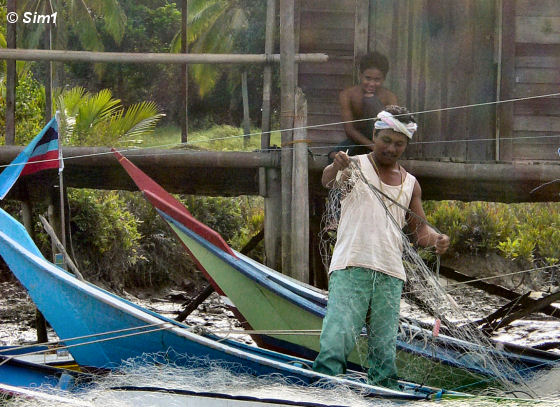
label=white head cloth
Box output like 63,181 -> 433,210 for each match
374,110 -> 417,139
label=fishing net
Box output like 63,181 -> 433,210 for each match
1,353 -> 396,407
318,156 -> 554,398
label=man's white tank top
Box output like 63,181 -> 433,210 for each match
329,154 -> 416,281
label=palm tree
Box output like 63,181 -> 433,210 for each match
171,0 -> 248,96
17,0 -> 126,51
56,87 -> 165,147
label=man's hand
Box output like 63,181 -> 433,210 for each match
435,234 -> 450,255
332,151 -> 351,171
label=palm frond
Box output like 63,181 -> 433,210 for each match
70,0 -> 104,51
112,101 -> 165,140
89,0 -> 127,44
76,89 -> 121,130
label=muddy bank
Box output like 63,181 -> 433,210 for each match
0,280 -> 253,346
1,274 -> 559,353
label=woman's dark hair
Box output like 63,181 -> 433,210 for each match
359,52 -> 389,76
373,105 -> 416,138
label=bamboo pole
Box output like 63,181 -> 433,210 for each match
261,0 -> 280,270
0,48 -> 327,64
180,0 -> 189,143
242,71 -> 251,147
44,2 -> 53,122
291,88 -> 309,283
38,215 -> 84,281
280,0 -> 296,276
260,0 -> 276,151
5,0 -> 17,145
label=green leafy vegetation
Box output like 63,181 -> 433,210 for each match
425,201 -> 560,266
0,70 -> 45,144
135,124 -> 282,151
56,87 -> 165,146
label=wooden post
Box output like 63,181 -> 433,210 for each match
260,0 -> 279,269
354,0 -> 369,82
21,199 -> 48,343
6,0 -> 17,145
44,1 -> 53,122
291,88 -> 309,282
181,0 -> 189,143
264,167 -> 282,271
260,0 -> 276,151
242,71 -> 251,147
48,188 -> 62,255
280,0 -> 296,275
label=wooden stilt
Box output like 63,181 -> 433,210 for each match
175,284 -> 214,322
264,167 -> 282,271
280,0 -> 296,275
242,71 -> 251,147
21,199 -> 48,343
6,0 -> 16,145
291,88 -> 309,283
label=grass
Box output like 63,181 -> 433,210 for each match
133,124 -> 282,151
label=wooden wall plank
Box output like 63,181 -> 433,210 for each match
514,98 -> 560,115
420,0 -> 447,159
300,0 -> 355,12
512,84 -> 560,98
466,0 -> 497,161
516,68 -> 560,84
354,0 -> 369,60
513,115 -> 560,132
517,56 -> 560,68
516,0 -> 560,17
498,0 -> 516,161
512,134 -> 560,161
404,0 -> 428,159
515,17 -> 560,44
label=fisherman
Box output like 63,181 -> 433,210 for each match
329,52 -> 398,160
313,105 -> 450,389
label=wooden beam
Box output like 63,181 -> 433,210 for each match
175,284 -> 214,322
0,48 -> 328,64
2,147 -> 560,202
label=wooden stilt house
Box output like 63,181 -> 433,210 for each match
297,0 -> 560,162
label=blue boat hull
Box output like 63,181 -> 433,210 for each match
0,208 -> 441,401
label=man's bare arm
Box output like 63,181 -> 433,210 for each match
407,180 -> 450,254
322,151 -> 351,188
340,90 -> 375,150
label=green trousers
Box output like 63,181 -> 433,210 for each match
312,267 -> 403,389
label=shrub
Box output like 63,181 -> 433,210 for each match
68,189 -> 142,286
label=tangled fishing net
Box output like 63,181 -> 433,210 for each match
318,156 -> 559,399
2,353 -> 398,407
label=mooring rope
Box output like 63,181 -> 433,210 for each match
0,323 -> 176,367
